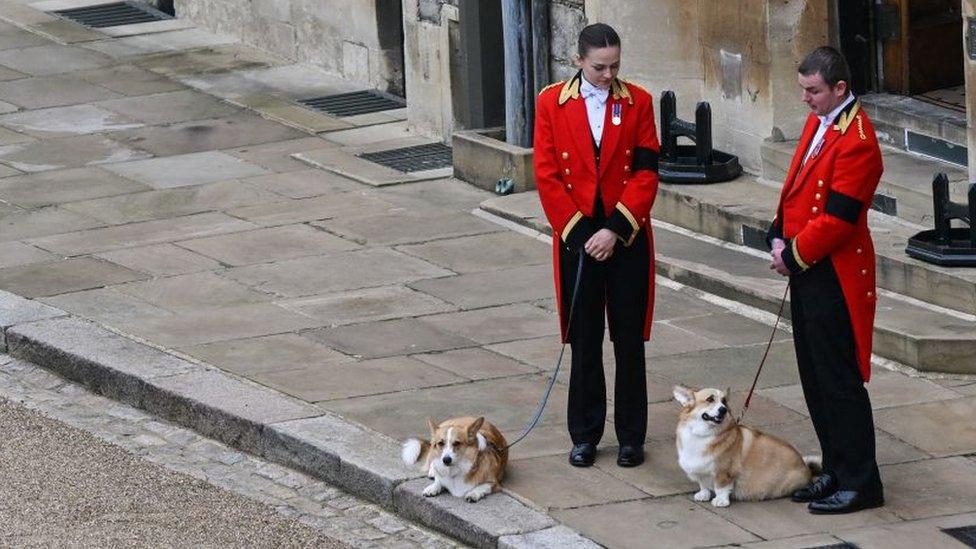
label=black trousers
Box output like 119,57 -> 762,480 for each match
790,259 -> 882,493
559,208 -> 650,447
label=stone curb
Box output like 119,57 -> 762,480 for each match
0,290 -> 596,548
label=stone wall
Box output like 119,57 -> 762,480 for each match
965,0 -> 976,179
582,0 -> 828,174
174,0 -> 404,95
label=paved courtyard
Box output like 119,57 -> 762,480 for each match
1,5 -> 976,547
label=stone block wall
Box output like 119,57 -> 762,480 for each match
174,0 -> 404,96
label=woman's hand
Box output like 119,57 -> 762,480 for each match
585,228 -> 618,261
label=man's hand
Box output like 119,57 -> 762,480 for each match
770,238 -> 790,276
585,228 -> 618,262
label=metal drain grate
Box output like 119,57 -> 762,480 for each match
298,90 -> 405,117
358,143 -> 452,173
944,525 -> 976,548
53,2 -> 172,28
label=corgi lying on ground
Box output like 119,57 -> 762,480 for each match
401,416 -> 508,502
673,385 -> 821,507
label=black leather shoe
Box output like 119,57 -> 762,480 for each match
808,489 -> 884,514
569,443 -> 596,467
791,472 -> 837,503
616,445 -> 644,467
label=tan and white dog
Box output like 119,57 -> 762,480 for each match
673,385 -> 820,507
401,416 -> 508,502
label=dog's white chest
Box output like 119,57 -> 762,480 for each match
677,430 -> 716,476
437,469 -> 476,497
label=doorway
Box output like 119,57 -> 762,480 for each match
839,0 -> 964,110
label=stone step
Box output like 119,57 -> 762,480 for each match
761,139 -> 970,227
477,192 -> 976,374
860,93 -> 967,164
649,174 -> 976,316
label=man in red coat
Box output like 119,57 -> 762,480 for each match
534,24 -> 659,468
768,46 -> 884,514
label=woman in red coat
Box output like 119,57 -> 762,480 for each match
534,23 -> 660,468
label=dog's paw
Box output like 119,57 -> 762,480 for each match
464,486 -> 491,502
710,495 -> 730,507
422,483 -> 443,497
693,489 -> 712,502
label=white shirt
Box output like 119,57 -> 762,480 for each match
803,93 -> 855,165
580,76 -> 610,147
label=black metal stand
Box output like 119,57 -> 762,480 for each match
658,91 -> 742,184
906,173 -> 976,266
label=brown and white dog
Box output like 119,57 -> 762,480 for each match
673,385 -> 820,507
401,416 -> 508,502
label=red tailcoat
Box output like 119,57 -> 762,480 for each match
534,73 -> 660,342
771,99 -> 883,381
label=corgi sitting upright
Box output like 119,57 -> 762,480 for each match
673,385 -> 820,507
401,416 -> 508,502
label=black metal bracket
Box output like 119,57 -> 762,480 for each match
658,91 -> 742,184
905,173 -> 976,266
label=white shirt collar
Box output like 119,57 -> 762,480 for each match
818,93 -> 855,127
580,75 -> 609,101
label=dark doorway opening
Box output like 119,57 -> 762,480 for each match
376,0 -> 406,98
455,1 -> 505,129
839,0 -> 964,102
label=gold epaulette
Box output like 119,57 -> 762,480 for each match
539,81 -> 564,96
834,100 -> 861,135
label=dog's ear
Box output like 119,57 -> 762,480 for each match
427,418 -> 438,437
467,416 -> 485,439
673,385 -> 695,406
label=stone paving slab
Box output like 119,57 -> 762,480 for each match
321,211 -> 503,247
412,347 -> 540,381
0,100 -> 19,114
0,74 -> 123,109
178,333 -> 355,377
294,142 -> 453,187
0,206 -> 104,242
554,496 -> 760,549
0,133 -> 151,172
96,89 -> 241,125
227,191 -> 395,227
421,303 -> 561,344
505,453 -> 648,509
223,248 -> 452,298
28,211 -> 257,255
320,376 -> 569,440
881,457 -> 976,520
133,44 -> 282,79
27,19 -> 103,43
75,64 -> 186,97
835,511 -> 976,548
408,265 -> 553,310
0,166 -> 148,208
0,257 -> 147,297
111,271 -> 271,312
306,317 -> 478,360
39,287 -> 173,324
275,285 -> 457,327
0,44 -> 113,75
226,140 -> 337,175
873,398 -> 976,457
250,355 -> 467,403
94,243 -> 222,276
177,64 -> 358,102
397,231 -> 550,274
176,224 -> 360,266
100,151 -> 269,189
61,179 -> 281,224
0,241 -> 57,270
0,104 -> 144,137
80,28 -> 238,59
113,113 -> 306,156
231,94 -> 352,133
117,302 -> 323,347
499,525 -> 601,549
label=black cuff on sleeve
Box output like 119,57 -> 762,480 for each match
565,216 -> 596,251
780,239 -> 803,275
825,190 -> 863,224
605,209 -> 636,244
633,147 -> 659,173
